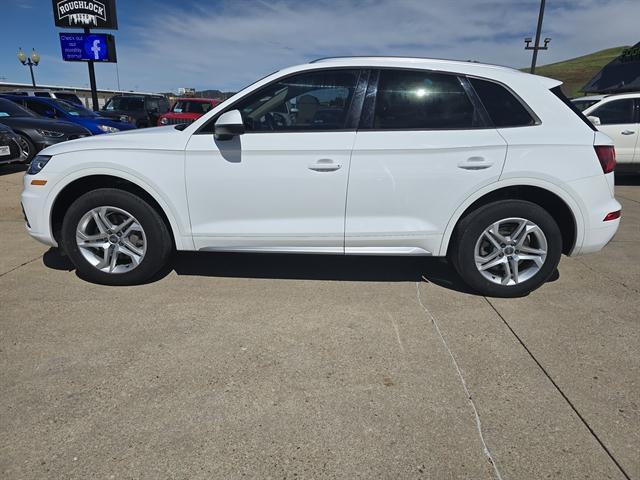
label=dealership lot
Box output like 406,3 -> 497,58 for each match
0,167 -> 638,479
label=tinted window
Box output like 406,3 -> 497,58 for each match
34,91 -> 52,97
24,99 -> 55,117
232,69 -> 359,132
52,99 -> 96,117
173,100 -> 213,114
592,99 -> 635,125
55,92 -> 82,105
0,99 -> 34,117
470,78 -> 535,127
104,97 -> 145,111
372,70 -> 479,129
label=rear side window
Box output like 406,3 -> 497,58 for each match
371,70 -> 480,129
591,99 -> 636,125
34,92 -> 52,97
470,78 -> 535,127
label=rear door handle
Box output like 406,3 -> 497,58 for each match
308,159 -> 341,172
458,156 -> 493,170
621,130 -> 635,135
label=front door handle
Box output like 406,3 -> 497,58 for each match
308,159 -> 341,172
621,130 -> 635,135
458,156 -> 493,170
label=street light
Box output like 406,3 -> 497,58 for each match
17,47 -> 40,88
524,0 -> 551,74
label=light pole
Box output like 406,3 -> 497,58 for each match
524,0 -> 550,74
17,48 -> 40,88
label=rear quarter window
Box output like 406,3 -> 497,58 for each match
469,78 -> 535,128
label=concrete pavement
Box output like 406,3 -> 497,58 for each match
1,167 -> 638,479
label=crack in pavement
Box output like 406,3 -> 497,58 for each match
483,297 -> 632,480
416,280 -> 504,480
574,258 -> 640,294
0,255 -> 43,278
617,194 -> 640,205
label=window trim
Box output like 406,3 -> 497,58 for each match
196,67 -> 368,135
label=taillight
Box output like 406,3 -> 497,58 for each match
594,145 -> 616,174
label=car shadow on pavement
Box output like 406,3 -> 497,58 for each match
42,247 -> 475,294
0,163 -> 27,176
615,173 -> 640,186
171,251 -> 476,293
43,248 -> 559,296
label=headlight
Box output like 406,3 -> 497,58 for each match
27,155 -> 51,175
160,117 -> 168,125
97,125 -> 120,133
35,129 -> 65,138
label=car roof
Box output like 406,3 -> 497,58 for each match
292,56 -> 560,89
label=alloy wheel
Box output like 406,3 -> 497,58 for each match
75,206 -> 147,274
474,217 -> 547,286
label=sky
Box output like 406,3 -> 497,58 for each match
1,0 -> 638,94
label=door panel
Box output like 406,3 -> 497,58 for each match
185,132 -> 355,252
345,130 -> 507,254
590,98 -> 638,163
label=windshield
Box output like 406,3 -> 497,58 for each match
0,99 -> 34,118
571,99 -> 600,111
172,100 -> 213,114
52,99 -> 97,117
104,97 -> 144,111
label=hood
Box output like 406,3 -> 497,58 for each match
39,125 -> 188,156
0,116 -> 90,134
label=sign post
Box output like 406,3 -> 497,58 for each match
52,0 -> 118,111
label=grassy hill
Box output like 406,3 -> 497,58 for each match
522,46 -> 628,98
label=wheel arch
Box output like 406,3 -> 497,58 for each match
439,180 -> 585,257
49,173 -> 190,250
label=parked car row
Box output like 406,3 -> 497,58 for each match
572,92 -> 640,170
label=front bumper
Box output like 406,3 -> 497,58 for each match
21,173 -> 59,248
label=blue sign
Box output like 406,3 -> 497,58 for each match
59,32 -> 117,62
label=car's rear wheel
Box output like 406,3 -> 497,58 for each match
61,188 -> 172,285
450,200 -> 562,297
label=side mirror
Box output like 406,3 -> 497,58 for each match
214,110 -> 245,140
587,115 -> 601,126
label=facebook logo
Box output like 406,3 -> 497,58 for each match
84,35 -> 108,61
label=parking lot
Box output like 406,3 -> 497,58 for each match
0,166 -> 638,479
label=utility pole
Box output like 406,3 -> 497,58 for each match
524,0 -> 551,74
84,28 -> 100,111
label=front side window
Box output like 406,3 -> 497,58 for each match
232,69 -> 360,132
370,70 -> 479,129
470,78 -> 535,128
592,99 -> 636,125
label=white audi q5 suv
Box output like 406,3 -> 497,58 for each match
21,57 -> 621,297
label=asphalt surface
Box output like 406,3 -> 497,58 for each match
1,165 -> 638,479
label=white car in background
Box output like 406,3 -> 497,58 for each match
574,93 -> 640,169
21,57 -> 621,297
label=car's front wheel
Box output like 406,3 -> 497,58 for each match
61,188 -> 172,285
450,200 -> 562,297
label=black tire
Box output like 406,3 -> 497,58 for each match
17,134 -> 36,163
61,188 -> 173,285
449,200 -> 562,298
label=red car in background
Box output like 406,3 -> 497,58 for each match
157,98 -> 222,126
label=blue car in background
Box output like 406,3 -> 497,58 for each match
0,95 -> 136,135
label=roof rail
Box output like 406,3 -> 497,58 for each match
309,55 -> 481,64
